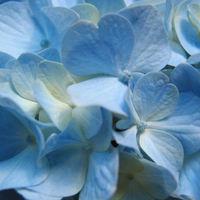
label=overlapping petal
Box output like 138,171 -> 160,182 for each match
30,146 -> 88,197
85,0 -> 126,16
175,151 -> 200,199
36,60 -> 74,104
71,3 -> 100,26
32,80 -> 72,131
63,14 -> 134,77
0,52 -> 15,69
79,148 -> 119,200
67,76 -> 129,116
0,2 -> 45,57
118,5 -> 170,73
50,0 -> 84,7
0,82 -> 40,117
116,152 -> 177,200
12,53 -> 43,101
139,129 -> 184,181
41,6 -> 79,38
132,72 -> 179,121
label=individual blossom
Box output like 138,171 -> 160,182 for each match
113,72 -> 184,181
64,5 -> 170,116
32,60 -> 108,137
0,1 -> 79,58
0,97 -> 50,190
26,116 -> 118,200
153,63 -> 200,156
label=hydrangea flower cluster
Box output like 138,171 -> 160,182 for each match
0,0 -> 200,200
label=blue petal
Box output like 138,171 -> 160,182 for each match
67,76 -> 129,116
0,52 -> 15,68
0,105 -> 29,161
36,60 -> 74,103
0,2 -> 46,57
116,88 -> 140,130
32,80 -> 72,131
87,108 -> 113,152
139,129 -> 184,181
170,63 -> 200,95
50,0 -> 84,7
135,156 -> 177,199
85,0 -> 126,16
12,53 -> 44,101
71,3 -> 100,26
118,5 -> 171,73
62,14 -> 134,76
174,16 -> 200,55
175,151 -> 200,199
5,59 -> 16,70
0,96 -> 51,131
30,146 -> 88,197
187,3 -> 200,31
0,145 -> 50,190
0,82 -> 40,117
148,92 -> 200,155
42,118 -> 86,156
41,6 -> 79,38
113,126 -> 142,157
132,72 -> 179,121
187,53 -> 200,64
72,106 -> 103,139
164,0 -> 173,38
0,97 -> 50,157
168,40 -> 187,66
79,147 -> 119,200
37,48 -> 60,62
0,69 -> 11,83
28,0 -> 49,28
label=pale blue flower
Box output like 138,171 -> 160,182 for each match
0,1 -> 79,58
113,72 -> 184,181
27,117 -> 118,199
0,98 -> 50,190
155,63 -> 200,155
64,5 -> 170,116
31,60 -> 107,137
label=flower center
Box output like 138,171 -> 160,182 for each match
26,134 -> 36,145
81,144 -> 93,154
40,39 -> 49,49
137,121 -> 147,131
119,70 -> 131,84
127,173 -> 134,181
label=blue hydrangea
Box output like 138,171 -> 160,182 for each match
0,1 -> 199,200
